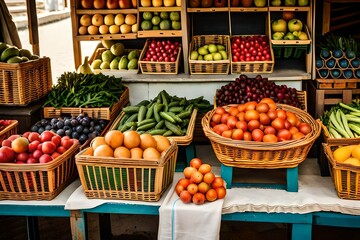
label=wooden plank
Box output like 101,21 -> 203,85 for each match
26,0 -> 39,55
187,7 -> 228,12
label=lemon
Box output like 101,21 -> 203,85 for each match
343,157 -> 360,167
333,146 -> 353,162
351,145 -> 360,160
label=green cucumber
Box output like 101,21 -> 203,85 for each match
147,129 -> 168,135
160,111 -> 176,123
137,105 -> 147,122
122,106 -> 140,113
164,120 -> 183,136
137,118 -> 156,127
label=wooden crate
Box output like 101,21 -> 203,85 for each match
75,139 -> 178,201
0,140 -> 80,200
231,35 -> 275,74
43,87 -> 129,120
0,58 -> 52,106
138,39 -> 182,74
189,35 -> 231,75
307,80 -> 360,119
315,79 -> 360,89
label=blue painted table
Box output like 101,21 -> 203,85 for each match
0,180 -> 80,240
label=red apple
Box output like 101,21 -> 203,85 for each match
1,139 -> 11,147
28,132 -> 41,142
27,157 -> 39,164
28,140 -> 40,153
32,149 -> 43,159
40,131 -> 56,143
39,154 -> 53,163
61,138 -> 74,150
37,143 -> 43,151
51,135 -> 62,147
17,152 -> 29,162
8,134 -> 21,142
22,131 -> 31,139
16,161 -> 25,164
56,146 -> 67,154
42,141 -> 57,154
51,152 -> 62,159
0,146 -> 15,163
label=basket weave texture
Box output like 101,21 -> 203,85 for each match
202,104 -> 321,169
323,143 -> 360,200
0,58 -> 52,106
75,139 -> 178,202
320,121 -> 360,146
0,120 -> 18,142
0,140 -> 79,200
43,87 -> 129,120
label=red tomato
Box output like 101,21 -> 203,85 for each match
227,116 -> 238,129
237,112 -> 245,121
222,130 -> 232,138
271,118 -> 285,131
286,112 -> 298,126
263,134 -> 278,143
267,109 -> 277,120
298,122 -> 311,135
243,131 -> 252,141
221,113 -> 230,124
251,129 -> 264,142
227,106 -> 239,116
264,126 -> 276,135
232,129 -> 244,140
247,120 -> 260,131
211,113 -> 222,124
276,109 -> 287,120
289,126 -> 299,135
244,109 -> 260,122
213,124 -> 229,135
292,131 -> 306,140
284,120 -> 292,130
215,107 -> 226,115
277,129 -> 292,141
235,120 -> 248,132
256,103 -> 269,113
259,113 -> 271,126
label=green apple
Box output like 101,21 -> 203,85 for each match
298,0 -> 309,6
272,32 -> 285,40
271,19 -> 287,33
190,50 -> 199,60
198,46 -> 209,55
294,31 -> 308,40
197,55 -> 203,60
271,0 -> 281,6
288,19 -> 303,32
204,54 -> 213,61
208,44 -> 218,53
217,44 -> 225,51
284,0 -> 296,6
203,44 -> 209,50
213,52 -> 222,61
284,32 -> 296,40
254,0 -> 266,7
219,50 -> 228,60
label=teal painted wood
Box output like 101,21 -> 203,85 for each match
185,142 -> 196,166
222,212 -> 313,224
0,205 -> 70,217
313,212 -> 360,228
82,203 -> 160,215
292,223 -> 313,240
220,164 -> 299,192
71,210 -> 86,240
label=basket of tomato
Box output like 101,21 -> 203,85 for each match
201,98 -> 321,169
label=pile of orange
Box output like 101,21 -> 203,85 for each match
175,157 -> 226,205
84,130 -> 171,160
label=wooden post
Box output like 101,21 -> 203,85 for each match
26,0 -> 40,56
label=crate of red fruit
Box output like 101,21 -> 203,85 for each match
0,131 -> 80,200
231,35 -> 274,74
0,120 -> 18,142
214,74 -> 307,112
201,99 -> 321,169
139,39 -> 181,74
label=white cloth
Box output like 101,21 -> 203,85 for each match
158,174 -> 224,240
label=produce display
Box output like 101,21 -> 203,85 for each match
215,74 -> 302,109
141,39 -> 181,62
190,43 -> 228,61
83,130 -> 171,160
0,131 -> 76,164
91,40 -> 139,70
0,42 -> 39,63
175,157 -> 226,205
271,17 -> 308,41
210,98 -> 311,142
140,11 -> 181,31
189,0 -> 233,7
231,35 -> 271,62
331,144 -> 360,167
30,113 -> 109,145
321,100 -> 360,139
80,0 -> 137,9
78,13 -> 138,35
316,34 -> 360,79
141,0 -> 181,7
43,72 -> 124,108
0,120 -> 14,131
117,90 -> 212,135
270,0 -> 309,6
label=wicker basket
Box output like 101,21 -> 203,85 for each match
189,35 -> 231,75
231,35 -> 275,74
323,143 -> 360,200
75,139 -> 178,201
0,140 -> 79,200
201,104 -> 321,169
0,58 -> 52,106
43,87 -> 129,120
0,120 -> 18,142
320,120 -> 360,146
138,39 -> 181,74
109,108 -> 197,146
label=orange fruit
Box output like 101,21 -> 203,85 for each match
205,189 -> 218,202
215,186 -> 227,199
123,130 -> 141,149
190,171 -> 203,184
192,192 -> 205,205
187,183 -> 198,195
92,137 -> 107,149
180,190 -> 192,204
142,147 -> 161,160
105,130 -> 124,149
183,166 -> 197,179
198,182 -> 210,194
139,134 -> 157,150
351,145 -> 360,160
198,163 -> 212,175
83,147 -> 94,156
130,147 -> 143,159
93,144 -> 114,157
203,172 -> 215,185
11,137 -> 29,153
114,146 -> 131,158
152,135 -> 170,153
190,158 -> 202,169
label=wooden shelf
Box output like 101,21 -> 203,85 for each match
75,33 -> 138,41
138,6 -> 181,12
187,7 -> 229,13
268,6 -> 311,11
230,7 -> 268,12
76,9 -> 137,14
137,30 -> 183,38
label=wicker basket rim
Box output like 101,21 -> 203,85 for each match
0,120 -> 18,136
323,143 -> 360,170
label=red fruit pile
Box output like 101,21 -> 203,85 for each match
0,120 -> 13,131
142,39 -> 180,62
0,130 -> 76,164
231,35 -> 271,62
175,157 -> 226,205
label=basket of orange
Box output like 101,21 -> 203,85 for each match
75,130 -> 178,201
201,98 -> 321,169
